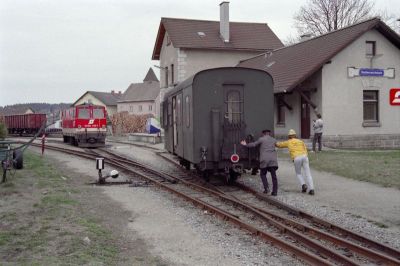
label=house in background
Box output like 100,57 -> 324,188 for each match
24,108 -> 35,114
117,68 -> 161,118
73,91 -> 122,118
239,17 -> 400,148
152,2 -> 283,97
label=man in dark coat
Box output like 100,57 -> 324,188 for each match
240,129 -> 278,196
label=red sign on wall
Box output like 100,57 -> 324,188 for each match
390,88 -> 400,106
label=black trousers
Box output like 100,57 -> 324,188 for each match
313,133 -> 322,151
260,167 -> 278,194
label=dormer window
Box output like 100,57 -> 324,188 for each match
197,32 -> 206,38
366,41 -> 376,56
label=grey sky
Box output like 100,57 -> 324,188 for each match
1,0 -> 399,106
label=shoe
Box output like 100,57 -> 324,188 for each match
309,190 -> 315,195
271,192 -> 277,196
263,188 -> 270,194
301,184 -> 307,193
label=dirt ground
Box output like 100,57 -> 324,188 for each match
3,141 -> 399,265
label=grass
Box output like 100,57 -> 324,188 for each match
279,149 -> 400,188
0,151 -> 119,265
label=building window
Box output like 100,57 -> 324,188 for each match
165,67 -> 169,87
166,35 -> 171,46
277,95 -> 285,125
171,64 -> 174,85
139,105 -> 142,112
366,41 -> 376,56
363,90 -> 379,122
129,106 -> 133,112
149,105 -> 152,111
185,96 -> 190,128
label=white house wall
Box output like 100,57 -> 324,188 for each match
118,101 -> 157,117
322,29 -> 400,136
159,33 -> 263,88
160,33 -> 179,88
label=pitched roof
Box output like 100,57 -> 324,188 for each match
143,68 -> 159,82
119,81 -> 160,102
74,91 -> 122,106
90,91 -> 122,105
238,18 -> 400,93
152,17 -> 283,60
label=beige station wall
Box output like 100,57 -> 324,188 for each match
321,29 -> 400,136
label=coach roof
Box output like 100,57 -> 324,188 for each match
238,17 -> 400,94
152,17 -> 283,60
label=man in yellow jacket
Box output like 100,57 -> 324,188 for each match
276,129 -> 315,195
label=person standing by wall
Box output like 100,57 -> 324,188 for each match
312,114 -> 323,152
240,129 -> 279,196
276,129 -> 315,195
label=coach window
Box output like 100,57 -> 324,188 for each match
277,95 -> 285,125
162,102 -> 168,127
93,108 -> 104,118
363,90 -> 380,126
226,90 -> 241,123
185,96 -> 190,127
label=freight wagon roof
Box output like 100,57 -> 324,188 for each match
5,113 -> 46,117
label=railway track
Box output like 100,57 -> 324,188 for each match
27,142 -> 400,265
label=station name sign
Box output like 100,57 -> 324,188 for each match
359,68 -> 384,76
347,67 -> 395,78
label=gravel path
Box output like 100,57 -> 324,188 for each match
31,139 -> 400,265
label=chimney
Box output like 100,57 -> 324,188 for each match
111,90 -> 115,95
219,2 -> 230,43
300,33 -> 312,42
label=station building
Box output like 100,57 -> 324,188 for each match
239,18 -> 400,148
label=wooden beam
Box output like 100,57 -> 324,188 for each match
279,98 -> 293,111
297,90 -> 317,109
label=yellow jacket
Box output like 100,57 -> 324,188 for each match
276,138 -> 308,160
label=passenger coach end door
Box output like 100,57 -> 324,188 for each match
222,85 -> 245,159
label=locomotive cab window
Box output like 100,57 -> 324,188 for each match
93,108 -> 104,118
225,87 -> 243,124
78,108 -> 90,119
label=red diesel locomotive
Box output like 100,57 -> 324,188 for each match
61,104 -> 107,147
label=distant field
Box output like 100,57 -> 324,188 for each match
281,150 -> 400,189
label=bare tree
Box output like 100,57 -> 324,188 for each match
294,0 -> 375,36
